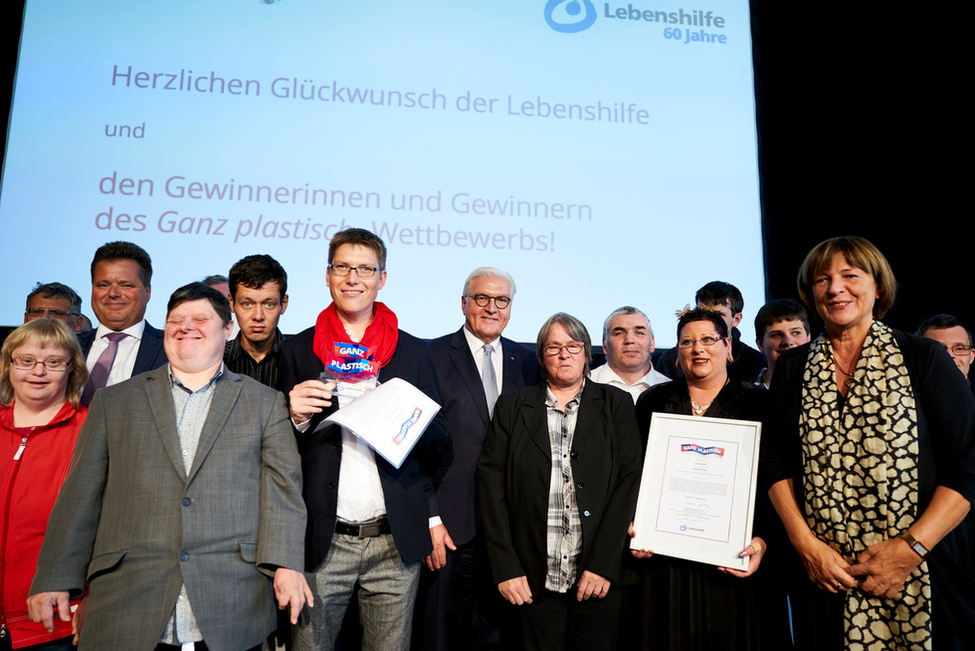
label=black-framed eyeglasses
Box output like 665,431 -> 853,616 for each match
26,307 -> 79,318
543,343 -> 584,356
464,294 -> 511,309
11,356 -> 72,372
328,264 -> 381,278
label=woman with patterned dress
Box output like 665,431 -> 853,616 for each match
763,236 -> 975,650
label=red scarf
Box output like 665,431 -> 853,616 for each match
312,301 -> 399,369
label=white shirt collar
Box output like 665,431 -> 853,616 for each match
94,319 -> 146,341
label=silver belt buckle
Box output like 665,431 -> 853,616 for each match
359,521 -> 382,537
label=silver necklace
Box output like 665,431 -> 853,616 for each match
689,399 -> 711,415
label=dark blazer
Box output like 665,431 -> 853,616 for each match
31,367 -> 306,651
477,381 -> 643,593
78,320 -> 168,377
429,327 -> 538,546
278,326 -> 449,570
763,330 -> 975,646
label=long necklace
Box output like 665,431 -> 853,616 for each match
832,353 -> 856,389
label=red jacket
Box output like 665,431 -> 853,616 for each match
1,401 -> 86,648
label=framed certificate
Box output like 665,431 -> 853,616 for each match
629,412 -> 761,571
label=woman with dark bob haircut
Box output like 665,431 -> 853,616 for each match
1,319 -> 89,648
764,236 -> 975,650
478,313 -> 643,651
631,307 -> 778,651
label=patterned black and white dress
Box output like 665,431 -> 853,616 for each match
763,323 -> 975,650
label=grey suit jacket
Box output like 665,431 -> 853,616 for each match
31,365 -> 306,651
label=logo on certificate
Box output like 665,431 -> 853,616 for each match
679,443 -> 725,457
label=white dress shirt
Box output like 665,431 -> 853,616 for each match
333,328 -> 385,523
463,326 -> 503,394
85,320 -> 147,385
588,362 -> 670,403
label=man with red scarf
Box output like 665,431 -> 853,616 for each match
279,228 -> 449,651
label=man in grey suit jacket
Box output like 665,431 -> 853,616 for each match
28,283 -> 311,651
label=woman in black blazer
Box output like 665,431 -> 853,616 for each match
478,313 -> 643,651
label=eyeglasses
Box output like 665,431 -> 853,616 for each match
464,294 -> 511,309
945,344 -> 973,357
26,307 -> 79,318
678,336 -> 725,349
543,343 -> 584,356
11,356 -> 71,372
328,264 -> 381,278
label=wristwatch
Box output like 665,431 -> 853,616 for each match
897,531 -> 930,559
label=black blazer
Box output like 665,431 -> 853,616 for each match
78,321 -> 168,379
477,381 -> 643,593
429,327 -> 539,546
278,326 -> 449,570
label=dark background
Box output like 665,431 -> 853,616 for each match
1,1 -> 969,335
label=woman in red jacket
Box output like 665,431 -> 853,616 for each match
1,319 -> 88,649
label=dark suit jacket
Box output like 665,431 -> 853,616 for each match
477,381 -> 643,593
429,327 -> 538,546
32,367 -> 306,651
78,320 -> 168,379
278,326 -> 449,570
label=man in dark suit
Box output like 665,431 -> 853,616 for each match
28,282 -> 311,650
279,228 -> 448,651
413,267 -> 537,651
77,241 -> 167,405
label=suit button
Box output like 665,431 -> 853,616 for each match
577,482 -> 585,489
570,452 -> 579,459
328,482 -> 337,490
182,497 -> 191,506
180,552 -> 190,561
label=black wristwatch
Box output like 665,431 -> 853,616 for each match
897,531 -> 930,559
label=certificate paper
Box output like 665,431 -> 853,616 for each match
630,413 -> 761,570
321,377 -> 441,469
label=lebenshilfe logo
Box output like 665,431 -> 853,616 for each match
544,0 -> 597,33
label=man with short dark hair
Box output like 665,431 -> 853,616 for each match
753,299 -> 811,388
279,228 -> 448,651
78,241 -> 167,405
415,267 -> 538,651
917,314 -> 974,383
28,282 -> 311,650
24,282 -> 84,332
657,281 -> 766,383
224,255 -> 289,388
590,306 -> 670,402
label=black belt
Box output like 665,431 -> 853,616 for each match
155,644 -> 258,651
335,517 -> 391,538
